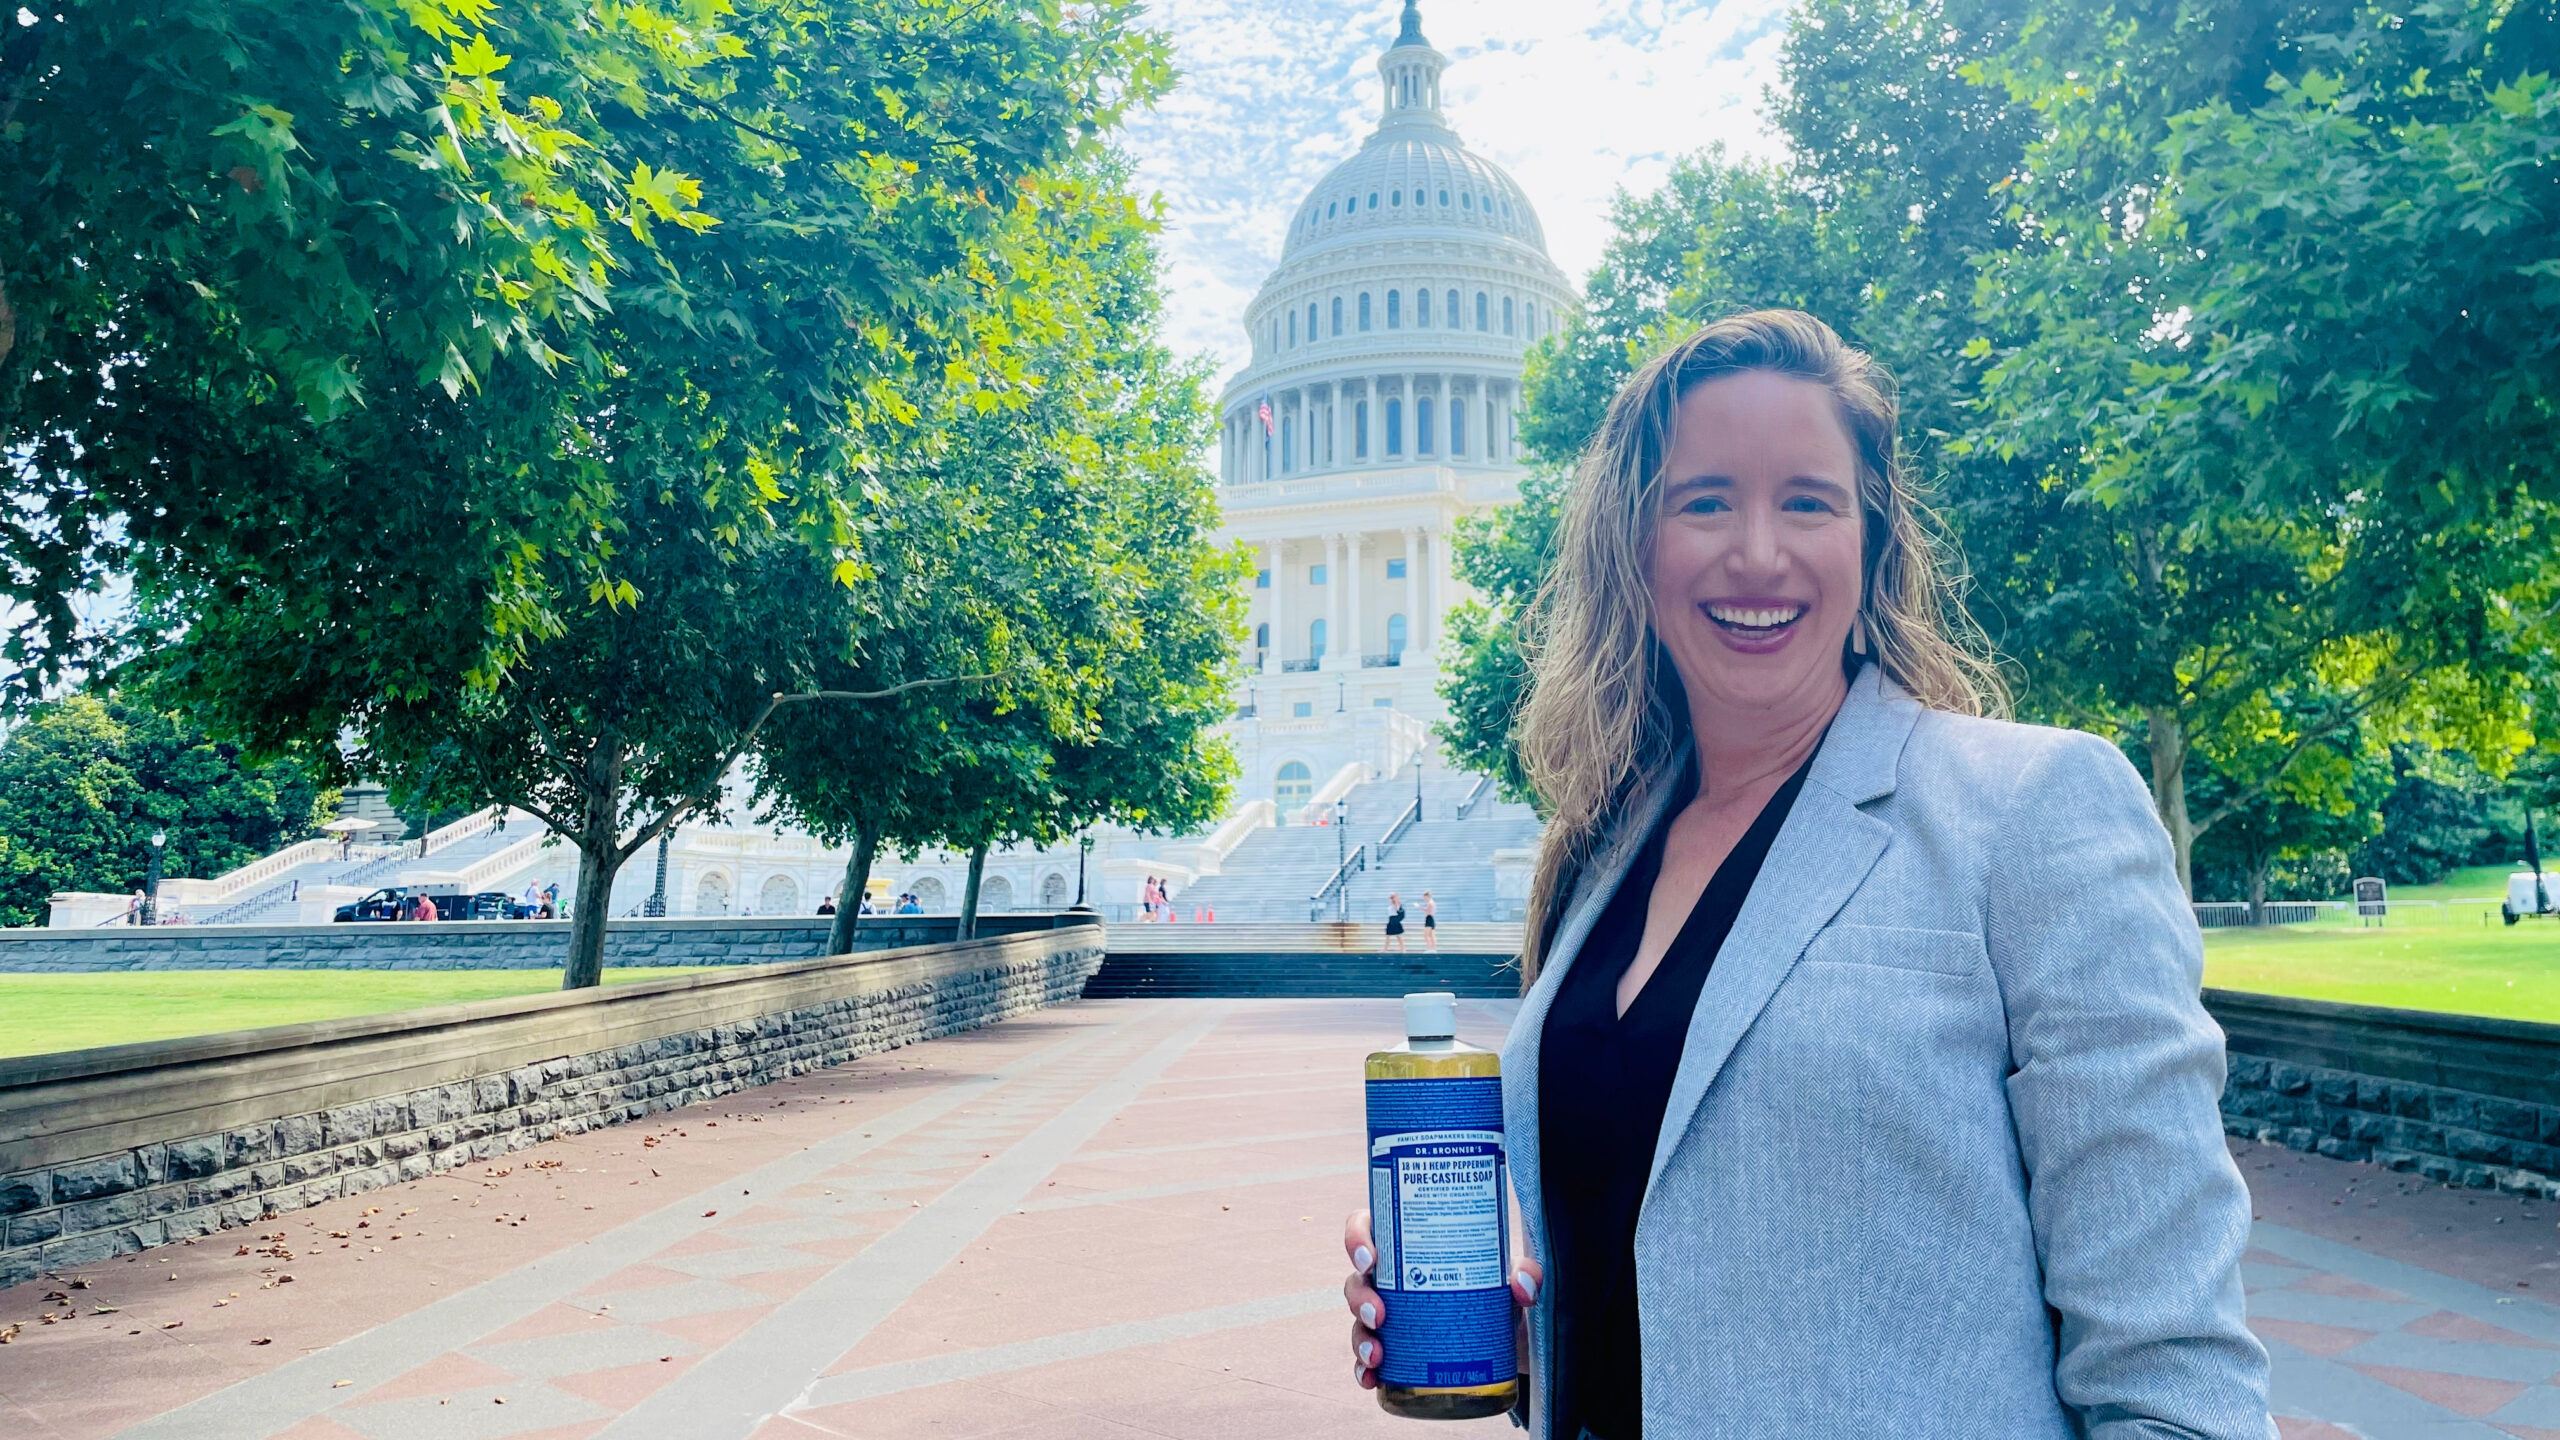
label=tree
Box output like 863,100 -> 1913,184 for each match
0,692 -> 334,926
133,2 -> 1178,985
1956,0 -> 2556,889
753,164 -> 1243,948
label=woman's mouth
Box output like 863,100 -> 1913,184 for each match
1699,600 -> 1807,653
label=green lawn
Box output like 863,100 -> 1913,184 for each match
0,968 -> 713,1059
2202,865 -> 2560,1021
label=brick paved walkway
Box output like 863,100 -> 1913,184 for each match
1,998 -> 2553,1439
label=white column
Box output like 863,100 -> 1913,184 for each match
1426,525 -> 1452,657
1325,532 -> 1345,666
1344,532 -> 1364,665
1401,526 -> 1421,659
1266,540 -> 1285,673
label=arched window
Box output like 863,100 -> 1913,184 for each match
1417,288 -> 1432,327
1450,399 -> 1466,456
1287,310 -> 1297,347
1332,296 -> 1343,336
911,876 -> 947,912
1327,201 -> 1338,218
694,871 -> 731,916
1306,302 -> 1318,343
1418,399 -> 1434,455
979,875 -> 1013,913
1503,296 -> 1516,335
1390,189 -> 1402,207
1355,399 -> 1370,458
1388,613 -> 1408,655
1439,189 -> 1450,206
1476,292 -> 1489,330
1040,871 -> 1070,907
1310,618 -> 1328,661
1358,293 -> 1372,331
758,874 -> 799,915
1385,399 -> 1404,456
1255,621 -> 1270,653
1461,192 -> 1473,210
1386,290 -> 1401,329
1368,191 -> 1379,210
1276,761 -> 1314,808
1446,288 -> 1460,328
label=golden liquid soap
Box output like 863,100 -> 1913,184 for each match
1365,992 -> 1519,1421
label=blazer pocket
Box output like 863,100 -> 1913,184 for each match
1800,923 -> 1986,976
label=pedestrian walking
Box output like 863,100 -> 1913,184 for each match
1421,890 -> 1439,951
1384,892 -> 1407,954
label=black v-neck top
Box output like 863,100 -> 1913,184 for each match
1537,751 -> 1815,1440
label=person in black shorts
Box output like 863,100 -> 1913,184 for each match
1384,892 -> 1407,953
1421,890 -> 1438,952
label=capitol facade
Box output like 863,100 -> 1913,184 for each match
1213,0 -> 1577,817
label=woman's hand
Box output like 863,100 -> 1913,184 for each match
1344,1208 -> 1542,1389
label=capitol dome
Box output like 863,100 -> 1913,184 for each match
1209,1 -> 1578,821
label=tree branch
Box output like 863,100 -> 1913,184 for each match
2187,668 -> 2415,840
613,673 -> 999,866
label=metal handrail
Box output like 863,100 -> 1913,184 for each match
1457,773 -> 1496,819
1374,796 -> 1421,860
1308,843 -> 1368,921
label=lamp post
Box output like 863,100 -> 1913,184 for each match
1415,750 -> 1425,810
1075,833 -> 1093,907
1337,676 -> 1346,712
1333,795 -> 1349,922
142,829 -> 167,927
645,831 -> 670,917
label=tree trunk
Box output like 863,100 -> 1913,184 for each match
2144,706 -> 2196,898
2247,853 -> 2271,927
561,738 -> 626,991
958,843 -> 987,942
825,820 -> 880,957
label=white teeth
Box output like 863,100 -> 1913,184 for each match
1707,604 -> 1804,629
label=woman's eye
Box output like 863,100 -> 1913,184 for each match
1780,495 -> 1834,514
1681,494 -> 1730,514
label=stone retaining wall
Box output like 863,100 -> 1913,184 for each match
0,924 -> 1103,1287
2207,988 -> 2560,1197
0,913 -> 1061,973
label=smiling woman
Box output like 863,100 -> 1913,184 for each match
1342,311 -> 2274,1438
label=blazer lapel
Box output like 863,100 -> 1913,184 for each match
1642,665 -> 1921,1196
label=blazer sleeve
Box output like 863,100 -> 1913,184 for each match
1984,730 -> 2273,1440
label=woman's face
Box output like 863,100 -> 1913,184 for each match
1648,370 -> 1866,721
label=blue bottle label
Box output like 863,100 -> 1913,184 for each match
1366,1073 -> 1512,1388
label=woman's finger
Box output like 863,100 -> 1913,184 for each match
1343,1269 -> 1385,1328
1511,1253 -> 1543,1307
1342,1208 -> 1374,1272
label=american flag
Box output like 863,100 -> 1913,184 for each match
1257,397 -> 1274,434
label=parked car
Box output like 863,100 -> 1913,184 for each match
332,887 -> 520,922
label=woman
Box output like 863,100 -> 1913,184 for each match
1420,890 -> 1438,952
1343,312 -> 2267,1437
1385,892 -> 1407,953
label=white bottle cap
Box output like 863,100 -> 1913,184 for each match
1404,991 -> 1458,1041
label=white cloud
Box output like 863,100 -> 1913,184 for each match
1119,0 -> 1794,384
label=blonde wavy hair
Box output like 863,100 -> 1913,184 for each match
1515,309 -> 2006,986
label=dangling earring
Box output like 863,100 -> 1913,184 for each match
1851,612 -> 1870,657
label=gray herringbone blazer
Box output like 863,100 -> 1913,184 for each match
1501,666 -> 2273,1439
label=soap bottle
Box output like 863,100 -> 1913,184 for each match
1365,991 -> 1518,1420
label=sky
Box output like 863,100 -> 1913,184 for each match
1117,0 -> 1798,383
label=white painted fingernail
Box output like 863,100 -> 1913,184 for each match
1353,1359 -> 1367,1382
1516,1269 -> 1538,1302
1358,1340 -> 1376,1365
1354,1245 -> 1373,1271
1359,1302 -> 1377,1327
